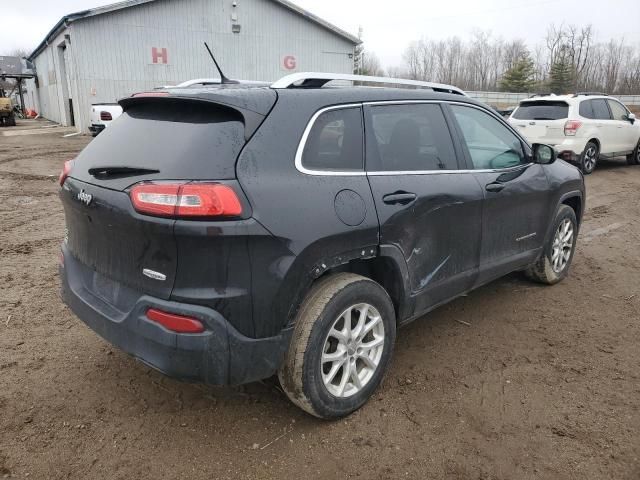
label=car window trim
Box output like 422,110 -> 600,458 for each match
295,100 -> 533,176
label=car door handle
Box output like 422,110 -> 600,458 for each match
382,191 -> 417,205
485,182 -> 505,193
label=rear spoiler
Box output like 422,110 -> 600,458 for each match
118,93 -> 274,141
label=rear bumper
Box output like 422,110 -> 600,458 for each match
550,138 -> 588,160
60,246 -> 292,385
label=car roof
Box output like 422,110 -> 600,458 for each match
520,94 -> 609,103
139,84 -> 486,114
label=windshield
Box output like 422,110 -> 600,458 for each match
512,101 -> 569,120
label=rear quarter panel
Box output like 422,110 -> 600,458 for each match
236,92 -> 380,337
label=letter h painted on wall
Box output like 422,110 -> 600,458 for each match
152,47 -> 168,64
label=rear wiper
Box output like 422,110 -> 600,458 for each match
88,166 -> 160,178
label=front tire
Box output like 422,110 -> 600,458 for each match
278,273 -> 396,419
580,141 -> 599,174
525,205 -> 578,285
627,141 -> 640,166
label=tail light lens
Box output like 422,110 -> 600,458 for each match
564,120 -> 582,136
130,183 -> 242,218
100,111 -> 113,121
59,159 -> 74,186
146,308 -> 204,333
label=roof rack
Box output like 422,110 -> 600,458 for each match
270,72 -> 466,96
573,92 -> 608,97
168,78 -> 269,88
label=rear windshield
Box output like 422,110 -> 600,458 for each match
75,101 -> 245,184
512,101 -> 569,120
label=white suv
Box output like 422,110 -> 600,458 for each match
508,93 -> 640,174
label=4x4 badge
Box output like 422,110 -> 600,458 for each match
76,189 -> 93,206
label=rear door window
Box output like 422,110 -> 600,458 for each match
579,100 -> 594,119
365,103 -> 458,172
591,99 -> 612,120
607,100 -> 629,121
512,101 -> 569,120
301,107 -> 363,172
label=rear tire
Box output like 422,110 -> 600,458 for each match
6,114 -> 16,127
278,273 -> 396,419
525,205 -> 577,285
580,141 -> 599,174
627,141 -> 640,166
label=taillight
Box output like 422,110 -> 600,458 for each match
130,183 -> 242,218
59,159 -> 74,186
146,308 -> 205,333
564,120 -> 582,136
100,111 -> 112,121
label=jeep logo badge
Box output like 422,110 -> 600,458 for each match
77,189 -> 93,206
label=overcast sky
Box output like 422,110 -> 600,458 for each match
2,0 -> 639,68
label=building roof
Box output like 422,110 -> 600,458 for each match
28,0 -> 361,61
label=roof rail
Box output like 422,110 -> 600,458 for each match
168,78 -> 268,88
573,91 -> 608,97
270,72 -> 467,96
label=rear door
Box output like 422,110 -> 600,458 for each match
449,103 -> 551,284
510,100 -> 568,145
590,98 -> 616,154
62,99 -> 249,300
364,102 -> 484,314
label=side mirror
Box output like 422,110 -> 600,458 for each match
627,113 -> 636,124
532,143 -> 556,165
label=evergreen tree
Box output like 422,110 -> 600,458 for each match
548,50 -> 574,94
500,53 -> 536,92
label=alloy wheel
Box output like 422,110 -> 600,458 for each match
583,145 -> 597,172
321,303 -> 385,398
551,218 -> 574,273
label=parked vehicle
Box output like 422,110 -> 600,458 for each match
0,95 -> 16,126
59,73 -> 585,418
89,103 -> 123,136
508,93 -> 640,174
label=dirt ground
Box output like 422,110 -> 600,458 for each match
1,120 -> 639,480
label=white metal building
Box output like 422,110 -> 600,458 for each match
24,0 -> 359,133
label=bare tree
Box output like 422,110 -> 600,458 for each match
397,23 -> 640,94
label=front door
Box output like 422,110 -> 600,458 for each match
364,102 -> 484,316
607,99 -> 637,153
448,104 -> 551,285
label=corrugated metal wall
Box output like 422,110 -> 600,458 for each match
26,0 -> 355,133
25,28 -> 78,127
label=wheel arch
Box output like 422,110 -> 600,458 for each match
303,244 -> 413,325
586,137 -> 600,152
560,193 -> 583,226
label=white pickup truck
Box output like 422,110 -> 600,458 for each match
89,103 -> 123,136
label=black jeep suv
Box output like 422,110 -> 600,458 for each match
59,73 -> 585,419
